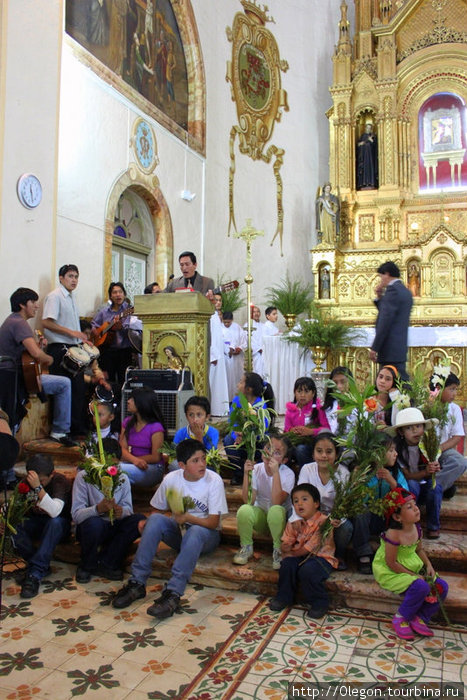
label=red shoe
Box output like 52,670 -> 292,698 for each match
392,615 -> 415,640
409,616 -> 433,637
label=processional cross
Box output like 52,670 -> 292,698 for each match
234,219 -> 264,371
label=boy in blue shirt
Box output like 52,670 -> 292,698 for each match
173,396 -> 219,451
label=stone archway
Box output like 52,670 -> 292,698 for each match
104,169 -> 173,296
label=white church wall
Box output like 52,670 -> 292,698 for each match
193,0 -> 348,325
0,0 -> 348,325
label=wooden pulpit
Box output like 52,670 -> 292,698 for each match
133,292 -> 213,397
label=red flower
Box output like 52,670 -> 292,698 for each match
18,482 -> 30,494
106,466 -> 118,477
364,398 -> 378,412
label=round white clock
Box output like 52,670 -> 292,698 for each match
17,173 -> 42,209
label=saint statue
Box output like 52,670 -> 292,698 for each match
408,262 -> 421,297
315,183 -> 340,245
357,122 -> 378,190
319,266 -> 331,299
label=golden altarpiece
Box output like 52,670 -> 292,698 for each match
312,0 -> 467,397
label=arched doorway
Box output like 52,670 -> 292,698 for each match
105,173 -> 173,299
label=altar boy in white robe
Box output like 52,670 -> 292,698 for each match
222,312 -> 247,402
209,309 -> 229,416
243,305 -> 265,378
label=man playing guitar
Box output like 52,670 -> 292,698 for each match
0,287 -> 74,452
91,282 -> 134,385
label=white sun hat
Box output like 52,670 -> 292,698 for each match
384,407 -> 439,437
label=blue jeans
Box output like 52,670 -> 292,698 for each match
352,510 -> 385,558
131,514 -> 220,596
276,554 -> 333,609
120,462 -> 165,487
76,513 -> 145,572
13,514 -> 70,580
408,479 -> 442,531
438,449 -> 467,492
333,518 -> 353,560
42,373 -> 71,434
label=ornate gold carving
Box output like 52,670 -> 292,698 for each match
397,0 -> 467,63
359,214 -> 375,241
226,1 -> 288,254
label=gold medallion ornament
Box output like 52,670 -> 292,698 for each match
226,1 -> 289,255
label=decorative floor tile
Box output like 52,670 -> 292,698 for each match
1,562 -> 467,699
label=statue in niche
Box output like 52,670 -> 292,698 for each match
315,183 -> 340,245
319,266 -> 331,299
408,262 -> 421,297
357,122 -> 378,190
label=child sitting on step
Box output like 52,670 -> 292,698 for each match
168,396 -> 219,472
112,439 -> 228,620
232,434 -> 296,570
269,483 -> 337,619
372,487 -> 448,640
72,439 -> 146,584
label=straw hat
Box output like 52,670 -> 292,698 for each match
384,407 -> 438,436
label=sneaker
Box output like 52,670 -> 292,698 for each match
392,614 -> 415,640
307,606 -> 328,619
427,529 -> 440,540
76,566 -> 92,584
268,597 -> 289,611
112,580 -> 146,609
272,548 -> 282,570
50,432 -> 78,447
443,484 -> 457,500
233,544 -> 253,565
358,557 -> 373,575
20,574 -> 40,599
147,591 -> 180,619
337,559 -> 348,571
96,564 -> 124,581
409,616 -> 434,637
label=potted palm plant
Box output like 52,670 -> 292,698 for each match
286,303 -> 362,371
265,274 -> 313,329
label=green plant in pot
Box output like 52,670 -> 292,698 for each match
216,276 -> 245,313
265,274 -> 313,329
286,302 -> 363,371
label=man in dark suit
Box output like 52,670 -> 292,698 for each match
369,261 -> 413,381
164,252 -> 215,294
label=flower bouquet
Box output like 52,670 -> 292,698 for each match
398,362 -> 451,488
228,393 -> 276,503
79,403 -> 124,523
0,481 -> 36,557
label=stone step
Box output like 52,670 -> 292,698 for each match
223,484 -> 467,532
220,513 -> 467,573
49,540 -> 467,622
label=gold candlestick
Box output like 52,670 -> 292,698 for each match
234,219 -> 264,371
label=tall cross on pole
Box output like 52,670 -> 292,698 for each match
234,219 -> 264,371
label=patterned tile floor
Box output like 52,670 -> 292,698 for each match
0,562 -> 466,699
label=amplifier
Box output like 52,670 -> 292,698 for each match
121,368 -> 194,436
123,368 -> 181,391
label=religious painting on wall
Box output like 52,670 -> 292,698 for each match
418,93 -> 467,191
65,0 -> 189,131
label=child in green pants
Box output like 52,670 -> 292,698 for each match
232,434 -> 296,570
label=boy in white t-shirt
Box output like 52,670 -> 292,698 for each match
112,439 -> 228,619
437,373 -> 467,498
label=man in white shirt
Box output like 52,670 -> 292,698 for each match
43,265 -> 89,436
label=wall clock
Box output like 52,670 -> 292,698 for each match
17,173 -> 42,209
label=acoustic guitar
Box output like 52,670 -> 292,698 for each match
21,330 -> 49,395
213,281 -> 239,295
92,306 -> 135,348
